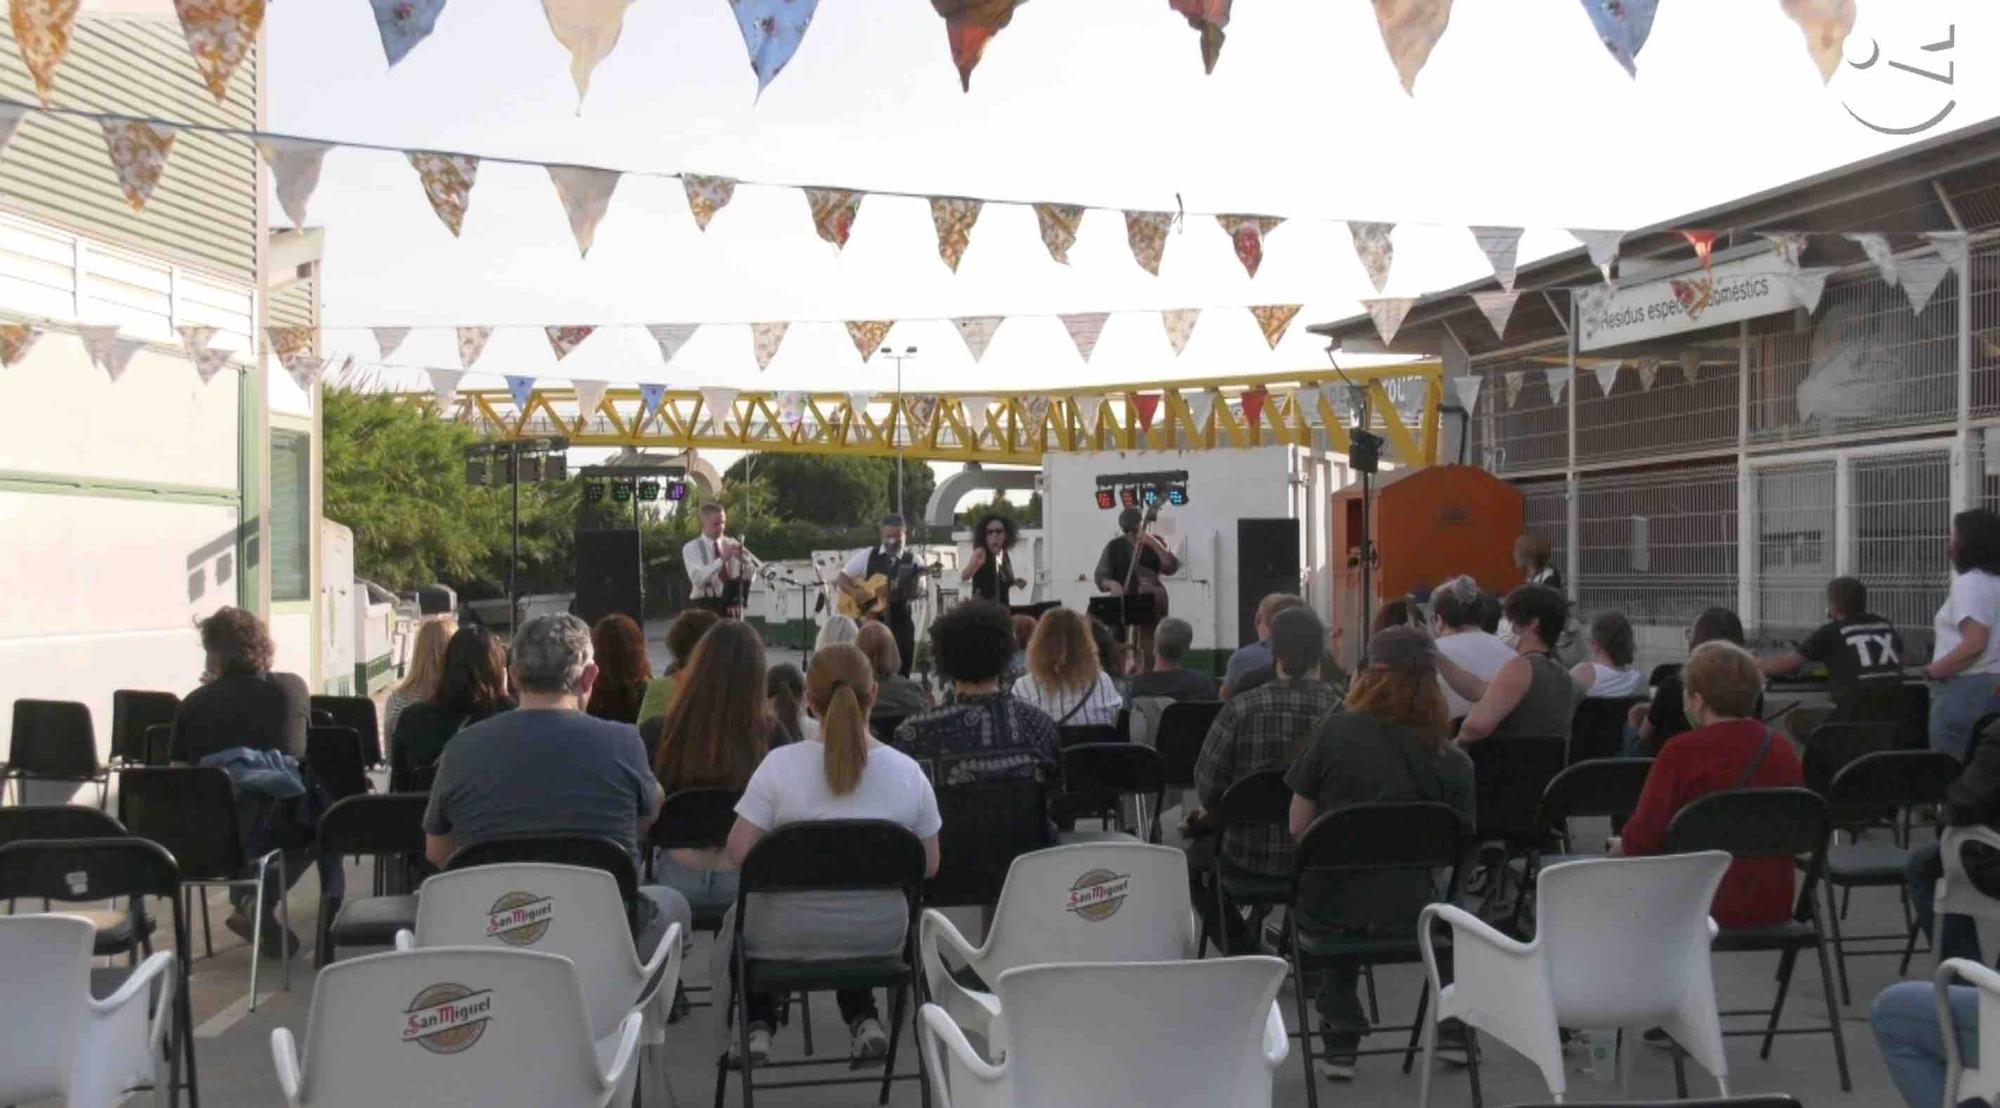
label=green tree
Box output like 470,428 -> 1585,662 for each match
957,491 -> 1042,530
888,458 -> 937,524
724,453 -> 886,527
322,389 -> 505,590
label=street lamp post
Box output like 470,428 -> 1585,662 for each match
879,345 -> 918,521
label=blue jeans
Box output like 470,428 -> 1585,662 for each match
1931,674 -> 2000,760
1873,980 -> 1978,1108
653,854 -> 739,920
1909,841 -> 1984,965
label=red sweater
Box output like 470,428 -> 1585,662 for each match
1621,719 -> 1806,929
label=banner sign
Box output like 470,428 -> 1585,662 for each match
1578,256 -> 1798,352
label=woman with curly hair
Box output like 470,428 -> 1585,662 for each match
170,605 -> 310,764
961,511 -> 1027,607
585,613 -> 653,723
1012,606 -> 1121,726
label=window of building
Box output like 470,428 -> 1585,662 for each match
271,430 -> 311,602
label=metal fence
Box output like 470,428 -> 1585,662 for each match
1573,463 -> 1739,630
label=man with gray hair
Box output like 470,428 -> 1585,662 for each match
423,613 -> 693,951
1129,617 -> 1219,703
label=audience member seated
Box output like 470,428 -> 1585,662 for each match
1371,597 -> 1424,634
1013,607 -> 1124,727
1612,640 -> 1806,929
1628,607 -> 1746,756
638,608 -> 721,724
653,620 -> 775,919
1761,576 -> 1906,739
1222,593 -> 1306,697
1438,585 -> 1582,745
392,624 -> 512,788
1431,577 -> 1514,720
1129,617 -> 1219,703
1001,614 -> 1035,690
1477,589 -> 1505,634
1571,610 -> 1645,698
1287,625 -> 1475,1078
385,615 -> 455,741
724,644 -> 942,1065
1188,607 -> 1342,953
585,614 -> 652,724
859,621 -> 931,718
895,600 -> 1059,786
1926,508 -> 2000,759
815,614 -> 861,652
768,663 -> 815,743
1873,977 -> 1979,1108
1906,714 -> 2000,966
422,614 -> 694,955
1091,615 -> 1131,690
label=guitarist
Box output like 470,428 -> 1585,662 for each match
838,514 -> 922,677
1096,506 -> 1180,664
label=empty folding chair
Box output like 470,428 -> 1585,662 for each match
1938,957 -> 2000,1106
1416,852 -> 1735,1107
1540,758 -> 1654,861
1799,721 -> 1902,797
7,699 -> 109,807
309,694 -> 382,767
0,805 -> 154,961
109,691 -> 179,768
270,946 -> 641,1108
1816,749 -> 1960,1001
925,776 -> 1053,916
0,915 -> 176,1108
920,841 -> 1198,1042
306,726 -> 371,803
314,793 -> 429,967
1058,743 -> 1166,844
1466,735 -> 1567,919
1155,701 -> 1225,779
918,957 -> 1289,1108
1569,697 -> 1647,765
1057,724 -> 1122,749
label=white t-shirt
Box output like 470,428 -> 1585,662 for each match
1580,663 -> 1647,699
1936,570 -> 2000,675
1013,671 -> 1123,727
1436,630 -> 1517,718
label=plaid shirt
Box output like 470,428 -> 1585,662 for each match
893,692 -> 1061,787
1195,678 -> 1341,876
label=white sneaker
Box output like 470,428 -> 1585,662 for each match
850,1017 -> 890,1066
727,1026 -> 772,1068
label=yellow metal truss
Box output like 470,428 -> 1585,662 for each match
442,362 -> 1445,466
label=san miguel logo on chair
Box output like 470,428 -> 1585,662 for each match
1064,869 -> 1132,922
485,892 -> 553,947
403,983 -> 494,1055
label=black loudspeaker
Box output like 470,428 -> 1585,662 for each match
574,529 -> 643,626
1237,519 -> 1300,648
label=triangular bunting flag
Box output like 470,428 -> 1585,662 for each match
1592,361 -> 1620,396
12,0 -> 80,103
845,321 -> 893,363
1131,392 -> 1162,433
1301,385 -> 1334,428
682,174 -> 735,231
1470,226 -> 1524,291
962,396 -> 994,442
1161,309 -> 1199,356
1900,257 -> 1952,316
426,367 -> 463,408
457,326 -> 490,370
1470,290 -> 1520,339
1545,366 -> 1572,404
730,0 -> 820,95
776,390 -> 807,434
846,391 -> 873,442
0,323 -> 42,367
1930,231 -> 1970,272
639,382 -> 669,424
1452,374 -> 1481,414
370,0 -> 445,66
1361,297 -> 1416,346
1124,210 -> 1173,276
177,324 -> 215,359
1780,0 -> 1855,83
505,375 -> 536,411
1371,0 -> 1453,94
541,0 -> 635,106
544,325 -> 595,361
266,325 -> 313,362
174,0 -> 266,104
929,197 -> 981,272
408,152 -> 479,237
954,316 -> 1002,362
700,386 -> 738,432
1634,359 -> 1658,391
572,379 -> 608,422
257,138 -> 330,229
372,327 -> 410,360
99,120 -> 176,212
286,354 -> 324,393
909,395 -> 941,440
1579,0 -> 1656,75
751,322 -> 788,372
1061,313 -> 1108,362
0,103 -> 24,155
805,188 -> 862,251
1678,230 -> 1718,273
1250,304 -> 1302,349
1569,229 -> 1623,281
934,0 -> 1022,90
1074,393 -> 1106,439
647,323 -> 698,365
547,165 -> 620,257
1791,268 -> 1833,314
1168,0 -> 1230,73
1846,233 -> 1898,287
100,337 -> 147,382
1503,371 -> 1525,409
1239,386 -> 1268,429
1761,231 -> 1810,271
1184,389 -> 1217,434
1034,203 -> 1083,265
1349,220 -> 1396,293
192,346 -> 232,384
1216,214 -> 1281,278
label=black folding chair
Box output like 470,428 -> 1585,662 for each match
1199,768 -> 1293,958
1155,700 -> 1224,787
447,833 -> 640,931
0,836 -> 199,1108
1466,736 -> 1567,921
118,767 -> 293,1009
925,776 -> 1052,914
869,713 -> 911,743
1646,663 -> 1682,690
1058,743 -> 1166,844
7,699 -> 109,808
313,793 -> 429,968
1663,787 -> 1850,1091
1901,681 -> 1933,751
645,788 -> 749,1011
143,724 -> 175,767
0,804 -> 155,960
1568,697 -> 1645,765
309,694 -> 382,767
1499,1098 -> 1801,1108
306,726 -> 371,802
1057,723 -> 1124,749
1539,757 -> 1655,858
110,690 -> 179,767
713,820 -> 930,1108
1287,801 -> 1472,1108
1800,721 -> 1901,797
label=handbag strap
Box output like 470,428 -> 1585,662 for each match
1733,725 -> 1777,790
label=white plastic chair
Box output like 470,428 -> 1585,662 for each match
919,841 -> 1198,1042
396,862 -> 680,1041
271,946 -> 641,1108
1939,957 -> 2000,1106
0,914 -> 176,1108
918,957 -> 1289,1108
1415,852 -> 1734,1107
1934,825 -> 2000,924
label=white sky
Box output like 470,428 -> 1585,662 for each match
266,1 -> 1998,401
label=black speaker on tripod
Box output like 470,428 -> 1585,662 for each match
1236,519 -> 1300,648
574,529 -> 643,626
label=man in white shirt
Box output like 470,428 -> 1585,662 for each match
1431,577 -> 1516,719
683,502 -> 757,617
838,515 -> 920,677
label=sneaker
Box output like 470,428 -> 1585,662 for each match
727,1025 -> 773,1069
1314,1023 -> 1358,1081
1433,1020 -> 1472,1067
849,1016 -> 890,1067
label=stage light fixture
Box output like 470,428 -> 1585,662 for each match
611,479 -> 633,503
584,482 -> 605,504
1167,482 -> 1189,506
638,479 -> 661,502
1119,485 -> 1140,509
666,480 -> 689,502
1094,486 -> 1117,510
1142,485 -> 1162,507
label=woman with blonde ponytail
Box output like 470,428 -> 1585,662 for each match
722,644 -> 942,1065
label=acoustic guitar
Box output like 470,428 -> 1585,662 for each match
837,574 -> 894,622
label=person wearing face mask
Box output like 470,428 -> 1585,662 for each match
838,514 -> 923,678
962,511 -> 1028,607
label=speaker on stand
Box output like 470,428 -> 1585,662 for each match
1236,519 -> 1301,648
574,529 -> 643,627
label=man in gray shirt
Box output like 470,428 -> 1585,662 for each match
423,613 -> 693,953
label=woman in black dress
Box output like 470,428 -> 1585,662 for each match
961,511 -> 1027,607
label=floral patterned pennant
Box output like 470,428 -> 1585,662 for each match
1124,210 -> 1174,276
929,197 -> 982,272
1349,220 -> 1395,293
1900,258 -> 1952,317
1503,371 -> 1526,408
751,322 -> 788,371
1470,290 -> 1519,339
1452,374 -> 1481,415
700,385 -> 739,432
80,325 -> 145,383
286,354 -> 325,393
571,379 -> 608,423
1034,203 -> 1084,265
11,0 -> 80,104
933,0 -> 1022,90
774,390 -> 807,434
1470,225 -> 1524,291
1545,366 -> 1573,404
193,346 -> 232,383
730,0 -> 821,95
257,138 -> 331,229
456,325 -> 491,370
1760,231 -> 1810,271
1678,229 -> 1718,273
846,320 -> 892,362
547,165 -> 620,258
505,374 -> 536,411
408,152 -> 479,237
1845,232 -> 1898,288
173,0 -> 265,104
372,327 -> 410,360
177,324 -> 215,359
1161,309 -> 1199,356
1569,228 -> 1623,281
909,394 -> 941,440
1061,312 -> 1109,362
1579,0 -> 1656,76
682,174 -> 736,231
1250,304 -> 1302,349
954,316 -> 1002,361
100,121 -> 177,212
805,188 -> 862,251
1371,0 -> 1453,95
370,0 -> 446,66
647,323 -> 699,364
0,323 -> 42,367
541,0 -> 634,106
1216,215 -> 1281,278
1022,395 -> 1052,440
1361,297 -> 1417,346
544,325 -> 595,361
426,367 -> 464,408
266,326 -> 313,362
1168,0 -> 1231,73
1780,0 -> 1855,83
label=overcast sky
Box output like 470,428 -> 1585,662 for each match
266,1 -> 1996,400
